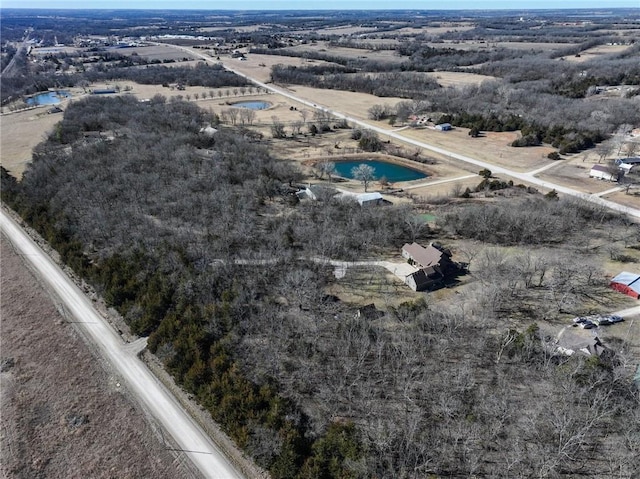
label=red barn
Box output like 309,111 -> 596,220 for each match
610,272 -> 640,299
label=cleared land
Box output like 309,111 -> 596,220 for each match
558,43 -> 634,62
0,235 -> 195,479
0,108 -> 63,179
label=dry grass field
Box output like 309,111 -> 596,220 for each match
425,40 -> 577,52
293,25 -> 377,36
398,127 -> 556,173
0,237 -> 195,479
0,108 -> 62,179
285,43 -> 405,65
391,24 -> 475,36
425,71 -> 497,87
558,43 -> 634,63
118,44 -> 197,62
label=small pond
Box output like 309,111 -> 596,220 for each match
25,90 -> 71,106
333,160 -> 427,183
231,100 -> 270,110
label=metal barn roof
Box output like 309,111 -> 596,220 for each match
611,271 -> 640,294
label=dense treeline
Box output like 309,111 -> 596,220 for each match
271,65 -> 440,98
4,95 -> 639,478
2,96 -> 412,478
441,196 -> 619,245
83,62 -> 250,88
438,111 -> 607,154
1,61 -> 248,105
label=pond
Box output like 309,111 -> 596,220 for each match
333,160 -> 427,183
231,100 -> 270,110
25,90 -> 71,106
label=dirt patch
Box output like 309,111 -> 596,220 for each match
0,236 -> 198,479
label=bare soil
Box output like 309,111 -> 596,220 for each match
0,236 -> 198,479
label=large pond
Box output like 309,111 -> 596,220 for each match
25,90 -> 71,106
25,90 -> 71,105
231,100 -> 270,110
333,160 -> 427,182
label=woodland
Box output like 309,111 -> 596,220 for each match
2,8 -> 640,478
3,93 -> 640,478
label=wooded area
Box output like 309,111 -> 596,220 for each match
3,95 -> 639,478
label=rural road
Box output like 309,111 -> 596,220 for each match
164,43 -> 640,220
0,208 -> 245,479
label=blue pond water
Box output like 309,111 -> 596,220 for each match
333,160 -> 427,183
26,90 -> 70,106
232,100 -> 270,110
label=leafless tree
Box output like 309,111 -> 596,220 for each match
351,164 -> 376,192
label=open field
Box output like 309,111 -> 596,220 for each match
0,236 -> 194,479
286,43 -> 405,64
390,24 -> 476,36
0,108 -> 62,179
118,44 -> 197,61
425,71 -> 497,87
398,127 -> 554,173
292,25 -> 377,36
426,40 -> 578,51
558,43 -> 634,62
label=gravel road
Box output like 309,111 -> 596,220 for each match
0,208 -> 245,479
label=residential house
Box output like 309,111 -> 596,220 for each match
401,242 -> 465,291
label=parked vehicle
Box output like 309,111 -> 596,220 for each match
579,320 -> 597,329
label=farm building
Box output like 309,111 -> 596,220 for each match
610,271 -> 640,299
356,192 -> 386,206
616,157 -> 640,173
92,88 -> 117,95
589,164 -> 618,182
435,123 -> 452,131
295,184 -> 337,202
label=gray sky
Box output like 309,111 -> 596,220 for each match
2,1 -> 639,9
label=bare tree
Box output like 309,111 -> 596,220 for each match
223,108 -> 238,125
351,164 -> 376,191
292,120 -> 304,136
270,116 -> 286,138
239,109 -> 256,126
623,141 -> 639,158
316,160 -> 336,182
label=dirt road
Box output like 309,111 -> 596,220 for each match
0,208 -> 245,479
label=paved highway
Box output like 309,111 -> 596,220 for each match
0,208 -> 245,479
164,43 -> 640,220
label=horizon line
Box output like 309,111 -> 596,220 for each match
1,6 -> 639,11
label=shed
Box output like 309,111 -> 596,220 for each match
616,157 -> 640,173
435,123 -> 452,131
589,164 -> 618,182
356,192 -> 384,206
610,271 -> 640,299
92,89 -> 117,95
